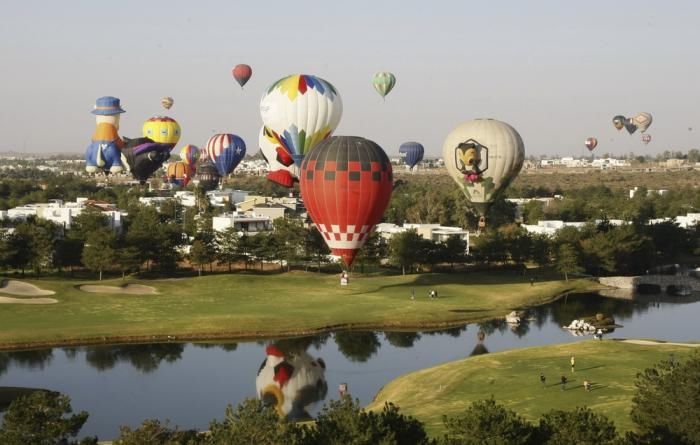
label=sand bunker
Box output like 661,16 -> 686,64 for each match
79,284 -> 158,295
0,296 -> 58,304
0,280 -> 55,297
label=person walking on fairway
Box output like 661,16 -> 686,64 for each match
570,355 -> 575,372
540,372 -> 546,387
560,375 -> 567,390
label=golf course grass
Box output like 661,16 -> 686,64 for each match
0,270 -> 598,350
366,339 -> 699,436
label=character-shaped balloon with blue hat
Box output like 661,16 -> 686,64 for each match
85,96 -> 126,174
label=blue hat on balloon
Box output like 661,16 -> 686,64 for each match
91,96 -> 126,115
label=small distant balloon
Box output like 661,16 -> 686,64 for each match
161,96 -> 174,110
398,142 -> 425,169
585,137 -> 598,151
373,72 -> 396,99
180,144 -> 200,166
232,64 -> 252,88
642,134 -> 651,145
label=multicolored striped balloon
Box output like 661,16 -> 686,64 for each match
260,74 -> 343,167
180,144 -> 200,166
205,133 -> 246,176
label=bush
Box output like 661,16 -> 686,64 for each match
114,419 -> 206,445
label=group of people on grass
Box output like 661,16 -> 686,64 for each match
539,355 -> 593,391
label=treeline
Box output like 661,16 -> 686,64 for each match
0,204 -> 697,280
1,350 -> 698,444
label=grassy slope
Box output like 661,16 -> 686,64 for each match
0,271 -> 596,349
367,340 -> 698,436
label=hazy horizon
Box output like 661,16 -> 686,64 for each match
1,0 -> 698,158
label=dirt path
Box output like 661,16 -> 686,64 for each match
0,296 -> 58,304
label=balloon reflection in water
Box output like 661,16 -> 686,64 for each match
256,343 -> 328,421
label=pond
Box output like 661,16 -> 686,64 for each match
1,291 -> 699,440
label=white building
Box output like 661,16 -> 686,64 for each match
1,198 -> 124,231
212,212 -> 272,235
649,213 -> 700,229
375,222 -> 470,254
521,220 -> 587,237
629,186 -> 669,199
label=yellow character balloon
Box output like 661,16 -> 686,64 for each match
142,116 -> 181,145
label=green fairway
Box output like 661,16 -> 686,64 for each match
0,271 -> 596,349
367,339 -> 699,436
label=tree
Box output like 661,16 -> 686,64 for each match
353,231 -> 386,273
554,244 -> 583,281
530,234 -> 552,268
334,332 -> 381,362
215,227 -> 240,272
629,351 -> 700,445
389,229 -> 424,275
536,407 -> 619,445
441,398 -> 535,445
272,217 -> 306,271
69,207 -> 108,242
443,235 -> 467,269
0,391 -> 97,445
304,226 -> 330,272
190,240 -> 210,276
300,396 -> 431,445
53,238 -> 83,275
114,245 -> 142,279
81,228 -> 116,281
114,419 -> 206,445
208,398 -> 298,445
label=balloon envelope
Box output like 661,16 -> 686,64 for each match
442,119 -> 525,216
259,126 -> 299,188
161,97 -> 174,110
300,136 -> 393,267
196,160 -> 221,191
233,64 -> 252,88
121,137 -> 173,182
166,161 -> 193,186
205,133 -> 246,176
612,115 -> 626,131
585,137 -> 598,151
260,74 -> 343,167
142,116 -> 181,145
642,134 -> 652,145
398,142 -> 425,169
179,144 -> 200,166
624,118 -> 638,135
632,112 -> 652,133
373,72 -> 396,98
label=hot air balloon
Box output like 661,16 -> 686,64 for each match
260,74 -> 343,167
443,118 -> 525,220
585,137 -> 598,152
300,136 -> 393,267
372,72 -> 396,99
632,112 -> 652,133
612,115 -> 626,131
166,161 -> 193,186
142,116 -> 181,145
259,126 -> 299,188
161,96 -> 174,110
205,133 -> 246,177
642,134 -> 652,145
195,160 -> 221,191
398,142 -> 425,169
232,64 -> 252,88
120,137 -> 173,183
624,118 -> 638,135
180,144 -> 200,167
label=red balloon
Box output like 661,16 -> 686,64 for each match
232,64 -> 252,88
585,137 -> 598,152
300,136 -> 393,268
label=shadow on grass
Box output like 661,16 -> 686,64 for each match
577,365 -> 605,372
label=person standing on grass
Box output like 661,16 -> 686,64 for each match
540,372 -> 546,387
560,375 -> 567,390
570,355 -> 575,372
583,380 -> 591,391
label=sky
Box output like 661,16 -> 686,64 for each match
1,0 -> 699,158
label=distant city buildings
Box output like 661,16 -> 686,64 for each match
0,198 -> 124,231
375,223 -> 470,254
